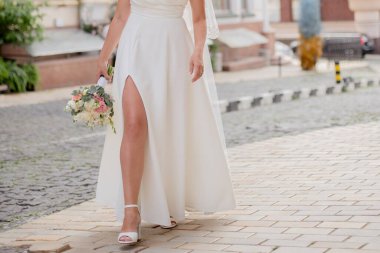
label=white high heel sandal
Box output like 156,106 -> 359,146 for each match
160,216 -> 177,229
118,204 -> 142,245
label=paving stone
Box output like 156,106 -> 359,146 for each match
273,222 -> 320,228
296,235 -> 348,242
362,241 -> 380,250
224,244 -> 275,253
206,231 -> 254,238
316,222 -> 366,229
140,248 -> 190,253
310,241 -> 364,249
213,237 -> 265,245
284,228 -> 334,235
262,239 -> 312,247
178,242 -> 229,251
22,235 -> 69,241
326,249 -> 379,253
28,242 -> 71,253
272,247 -> 327,253
169,236 -> 219,243
250,233 -> 300,240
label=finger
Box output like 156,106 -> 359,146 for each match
192,66 -> 201,82
104,72 -> 111,80
189,60 -> 194,75
97,70 -> 102,80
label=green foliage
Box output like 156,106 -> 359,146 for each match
0,0 -> 45,45
0,58 -> 39,92
82,23 -> 98,35
0,58 -> 9,82
3,60 -> 27,92
107,64 -> 114,77
208,42 -> 219,72
22,63 -> 39,91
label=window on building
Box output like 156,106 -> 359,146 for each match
212,0 -> 232,17
268,0 -> 281,22
242,0 -> 255,17
292,0 -> 300,21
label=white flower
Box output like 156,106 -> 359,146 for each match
77,100 -> 84,108
74,111 -> 91,123
68,100 -> 76,109
84,99 -> 96,111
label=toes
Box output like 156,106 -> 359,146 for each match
119,235 -> 132,242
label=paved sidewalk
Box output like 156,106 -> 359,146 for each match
1,122 -> 380,253
214,59 -> 370,85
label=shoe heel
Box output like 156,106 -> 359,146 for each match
138,223 -> 142,240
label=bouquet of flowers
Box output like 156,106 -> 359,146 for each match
65,65 -> 116,133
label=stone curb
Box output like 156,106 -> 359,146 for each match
218,77 -> 380,113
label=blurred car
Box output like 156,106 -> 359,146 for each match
290,33 -> 375,58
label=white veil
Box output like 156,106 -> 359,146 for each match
183,0 -> 227,153
183,0 -> 220,39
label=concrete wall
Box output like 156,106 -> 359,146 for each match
34,0 -> 114,28
321,0 -> 354,21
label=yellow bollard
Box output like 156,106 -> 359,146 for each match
335,61 -> 341,84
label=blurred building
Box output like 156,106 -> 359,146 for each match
269,0 -> 380,53
279,0 -> 354,22
4,0 -> 378,90
210,0 -> 276,71
272,0 -> 356,44
37,0 -> 277,72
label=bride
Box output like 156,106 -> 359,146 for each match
95,0 -> 236,245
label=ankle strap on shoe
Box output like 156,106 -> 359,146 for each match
124,204 -> 139,208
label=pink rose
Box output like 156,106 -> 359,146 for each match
94,94 -> 104,103
95,101 -> 108,113
72,94 -> 82,101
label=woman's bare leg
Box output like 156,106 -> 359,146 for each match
119,76 -> 147,242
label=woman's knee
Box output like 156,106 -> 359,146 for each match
123,116 -> 147,139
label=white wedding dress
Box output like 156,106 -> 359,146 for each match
95,0 -> 236,227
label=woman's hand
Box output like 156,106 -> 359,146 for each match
189,50 -> 204,83
96,59 -> 112,82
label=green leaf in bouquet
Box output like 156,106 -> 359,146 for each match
82,95 -> 91,102
88,85 -> 97,95
107,65 -> 114,77
97,87 -> 105,96
71,89 -> 79,96
104,99 -> 112,107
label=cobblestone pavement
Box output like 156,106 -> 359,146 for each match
222,86 -> 380,147
0,100 -> 104,231
1,121 -> 380,253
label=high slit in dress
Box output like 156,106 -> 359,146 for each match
95,0 -> 236,227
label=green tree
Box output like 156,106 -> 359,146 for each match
0,0 -> 45,45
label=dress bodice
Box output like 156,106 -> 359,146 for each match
131,0 -> 189,18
